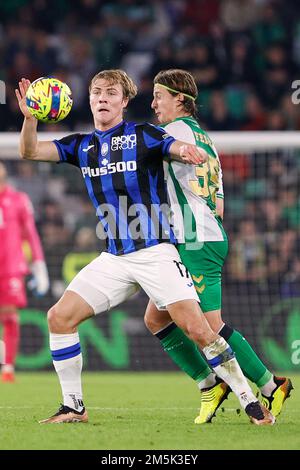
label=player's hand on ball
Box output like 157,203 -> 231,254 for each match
15,78 -> 35,120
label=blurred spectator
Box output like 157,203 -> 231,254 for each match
241,93 -> 267,130
258,197 -> 286,244
40,219 -> 70,298
252,2 -> 287,53
183,0 -> 220,35
279,229 -> 298,272
73,226 -> 99,251
281,93 -> 300,130
149,43 -> 174,77
226,36 -> 255,86
189,41 -> 223,90
11,161 -> 46,210
267,156 -> 299,194
281,256 -> 300,298
74,196 -> 98,234
281,186 -> 300,229
229,219 -> 266,283
256,43 -> 294,108
91,24 -> 120,69
32,30 -> 58,75
209,21 -> 229,71
38,199 -> 65,227
206,91 -> 238,130
130,75 -> 153,121
266,110 -> 287,130
220,0 -> 260,34
7,51 -> 42,83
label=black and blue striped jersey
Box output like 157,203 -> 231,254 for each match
54,120 -> 177,255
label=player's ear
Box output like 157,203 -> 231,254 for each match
122,97 -> 129,109
176,93 -> 185,111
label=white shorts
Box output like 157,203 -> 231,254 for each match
66,243 -> 199,313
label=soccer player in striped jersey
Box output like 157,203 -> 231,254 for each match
146,68 -> 292,423
16,70 -> 274,425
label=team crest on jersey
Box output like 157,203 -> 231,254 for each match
111,134 -> 137,151
101,142 -> 108,156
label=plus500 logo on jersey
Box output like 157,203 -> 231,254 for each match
111,134 -> 136,150
81,161 -> 137,178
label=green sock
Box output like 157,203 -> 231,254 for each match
155,323 -> 211,382
220,324 -> 272,386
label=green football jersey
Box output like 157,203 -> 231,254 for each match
164,116 -> 225,244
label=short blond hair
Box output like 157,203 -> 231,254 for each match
89,69 -> 137,101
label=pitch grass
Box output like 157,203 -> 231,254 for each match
0,372 -> 299,450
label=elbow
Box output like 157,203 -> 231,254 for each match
19,148 -> 36,160
19,151 -> 28,160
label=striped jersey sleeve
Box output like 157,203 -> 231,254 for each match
53,133 -> 83,167
142,123 -> 175,156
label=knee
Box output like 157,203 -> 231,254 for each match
185,321 -> 215,347
144,312 -> 171,335
47,305 -> 74,333
144,313 -> 160,334
185,325 -> 205,343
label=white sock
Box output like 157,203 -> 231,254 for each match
203,337 -> 257,410
197,373 -> 217,391
260,376 -> 276,397
50,332 -> 84,412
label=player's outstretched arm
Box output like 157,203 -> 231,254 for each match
16,78 -> 59,162
169,140 -> 208,165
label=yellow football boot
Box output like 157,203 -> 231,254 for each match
261,376 -> 293,417
194,381 -> 231,424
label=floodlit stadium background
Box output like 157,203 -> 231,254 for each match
1,0 -> 300,373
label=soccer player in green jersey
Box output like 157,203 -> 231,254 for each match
145,69 -> 293,423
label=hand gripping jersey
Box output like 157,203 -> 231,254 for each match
0,185 -> 45,277
54,121 -> 177,255
164,117 -> 226,243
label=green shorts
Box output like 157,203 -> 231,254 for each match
177,235 -> 228,313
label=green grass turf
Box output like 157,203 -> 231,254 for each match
0,372 -> 299,450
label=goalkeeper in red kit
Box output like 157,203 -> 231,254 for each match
0,163 -> 49,382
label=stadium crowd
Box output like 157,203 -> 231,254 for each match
1,0 -> 300,131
